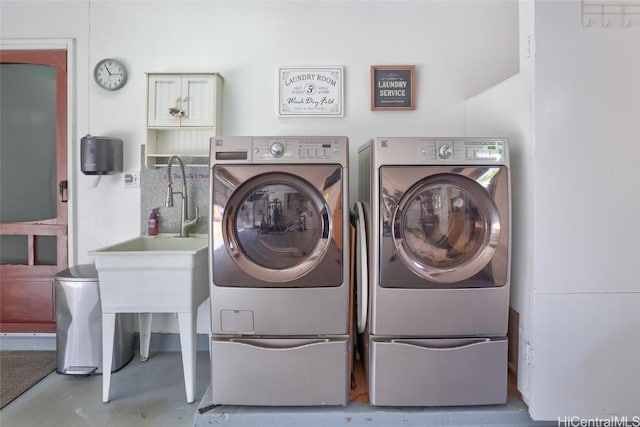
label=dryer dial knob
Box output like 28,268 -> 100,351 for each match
438,144 -> 453,159
270,142 -> 285,158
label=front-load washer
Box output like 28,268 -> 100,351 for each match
209,136 -> 350,406
357,137 -> 511,406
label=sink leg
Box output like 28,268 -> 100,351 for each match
177,311 -> 196,403
102,312 -> 116,403
139,313 -> 152,362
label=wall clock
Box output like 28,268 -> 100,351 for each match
93,58 -> 128,91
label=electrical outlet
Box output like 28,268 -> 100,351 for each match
123,171 -> 140,188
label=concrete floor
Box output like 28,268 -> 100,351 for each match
1,350 -> 210,427
195,388 -> 553,427
1,348 -> 553,427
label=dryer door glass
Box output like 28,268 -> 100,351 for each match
391,174 -> 501,284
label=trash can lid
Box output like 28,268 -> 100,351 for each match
54,264 -> 98,281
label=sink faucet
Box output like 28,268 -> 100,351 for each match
165,155 -> 199,237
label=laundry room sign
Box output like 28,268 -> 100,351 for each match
278,66 -> 344,117
371,65 -> 416,110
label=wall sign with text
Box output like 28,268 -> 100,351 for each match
371,65 -> 416,111
278,66 -> 344,117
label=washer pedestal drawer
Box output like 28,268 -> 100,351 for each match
368,336 -> 507,406
211,337 -> 349,406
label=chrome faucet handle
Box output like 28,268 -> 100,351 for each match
186,206 -> 199,222
184,206 -> 199,228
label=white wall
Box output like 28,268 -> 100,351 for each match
1,1 -> 519,332
530,0 -> 640,419
534,2 -> 640,295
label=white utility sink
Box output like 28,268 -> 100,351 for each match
94,235 -> 207,252
90,236 -> 208,312
89,235 -> 209,403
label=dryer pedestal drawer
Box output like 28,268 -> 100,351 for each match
368,337 -> 507,406
211,337 -> 349,406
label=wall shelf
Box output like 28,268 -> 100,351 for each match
145,73 -> 222,168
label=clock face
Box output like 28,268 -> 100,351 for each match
94,59 -> 128,91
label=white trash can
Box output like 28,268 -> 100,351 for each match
55,264 -> 134,375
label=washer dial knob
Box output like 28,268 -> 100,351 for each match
438,144 -> 453,159
270,142 -> 285,158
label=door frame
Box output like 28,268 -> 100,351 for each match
0,39 -> 76,333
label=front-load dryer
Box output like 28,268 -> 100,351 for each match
209,136 -> 350,406
357,137 -> 511,406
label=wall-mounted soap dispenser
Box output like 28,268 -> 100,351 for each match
80,135 -> 123,175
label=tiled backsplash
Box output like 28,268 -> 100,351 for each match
139,145 -> 209,236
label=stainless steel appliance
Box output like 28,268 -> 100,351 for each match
357,137 -> 511,406
209,136 -> 350,406
54,264 -> 134,375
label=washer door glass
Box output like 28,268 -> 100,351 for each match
223,173 -> 331,282
392,174 -> 501,283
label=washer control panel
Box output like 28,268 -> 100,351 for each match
269,141 -> 286,158
253,137 -> 340,161
419,139 -> 506,163
437,143 -> 453,159
210,136 -> 348,166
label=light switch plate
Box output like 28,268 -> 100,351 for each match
123,171 -> 140,188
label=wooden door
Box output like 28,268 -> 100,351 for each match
0,49 -> 68,333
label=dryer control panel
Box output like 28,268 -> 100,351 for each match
418,139 -> 506,163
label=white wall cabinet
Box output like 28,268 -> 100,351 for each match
145,73 -> 222,167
